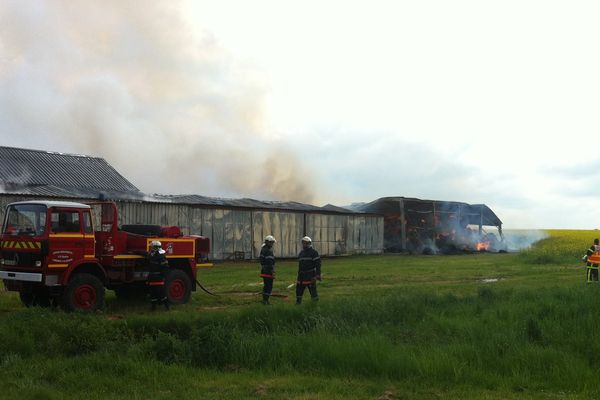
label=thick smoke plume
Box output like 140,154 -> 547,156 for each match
0,1 -> 315,203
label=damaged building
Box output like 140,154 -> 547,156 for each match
0,146 -> 383,259
356,196 -> 504,254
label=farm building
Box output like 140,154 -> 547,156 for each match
356,196 -> 504,254
0,146 -> 383,259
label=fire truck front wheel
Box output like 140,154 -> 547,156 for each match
62,273 -> 105,312
165,269 -> 192,305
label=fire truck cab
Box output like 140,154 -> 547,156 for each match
0,200 -> 210,311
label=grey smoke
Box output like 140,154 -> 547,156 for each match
0,1 -> 315,203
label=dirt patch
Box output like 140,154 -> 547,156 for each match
254,384 -> 268,396
378,388 -> 397,400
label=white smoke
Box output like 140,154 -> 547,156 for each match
0,1 -> 316,203
502,230 -> 549,251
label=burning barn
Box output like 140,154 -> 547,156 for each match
0,146 -> 383,260
356,197 -> 504,254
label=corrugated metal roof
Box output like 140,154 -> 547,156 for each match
0,184 -> 146,202
152,194 -> 361,214
0,146 -> 139,193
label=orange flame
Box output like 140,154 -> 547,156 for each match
476,241 -> 491,251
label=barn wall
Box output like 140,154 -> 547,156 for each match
252,211 -> 304,258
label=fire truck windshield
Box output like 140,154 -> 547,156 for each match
2,204 -> 47,236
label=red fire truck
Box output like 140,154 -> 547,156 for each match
0,200 -> 210,311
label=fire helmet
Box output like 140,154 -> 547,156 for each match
151,240 -> 162,247
302,236 -> 312,243
264,235 -> 277,243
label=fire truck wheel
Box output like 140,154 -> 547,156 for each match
62,273 -> 105,312
165,269 -> 192,305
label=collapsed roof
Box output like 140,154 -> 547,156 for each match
356,196 -> 502,227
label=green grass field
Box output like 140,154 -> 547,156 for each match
1,230 -> 600,399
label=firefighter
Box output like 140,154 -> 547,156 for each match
259,235 -> 277,305
585,238 -> 600,283
296,236 -> 321,304
147,240 -> 170,310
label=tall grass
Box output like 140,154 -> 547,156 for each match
2,285 -> 600,397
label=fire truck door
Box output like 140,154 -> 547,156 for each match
48,209 -> 86,268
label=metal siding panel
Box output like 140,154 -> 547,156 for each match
328,215 -> 336,242
351,218 -> 358,253
288,212 -> 300,258
253,211 -> 263,259
213,209 -> 225,260
296,213 -> 304,256
305,214 -> 314,241
335,216 -> 346,255
165,205 -> 177,226
116,201 -> 126,226
318,214 -> 325,243
359,216 -> 367,252
190,207 -> 202,236
378,216 -> 385,253
315,214 -> 323,253
368,217 -> 376,253
276,212 -> 286,257
242,211 -> 252,259
309,214 -> 318,252
232,210 -> 251,259
284,213 -> 293,258
201,209 -> 215,258
178,206 -> 190,235
346,216 -> 354,252
363,217 -> 371,253
263,211 -> 272,240
286,213 -> 294,257
223,209 -> 234,259
272,212 -> 282,257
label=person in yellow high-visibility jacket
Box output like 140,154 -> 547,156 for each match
585,239 -> 600,283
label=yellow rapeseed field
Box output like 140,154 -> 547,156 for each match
518,229 -> 600,263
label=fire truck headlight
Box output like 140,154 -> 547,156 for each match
0,259 -> 4,265
35,261 -> 42,267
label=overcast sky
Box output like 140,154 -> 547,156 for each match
1,1 -> 599,229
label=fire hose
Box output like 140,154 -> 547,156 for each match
194,279 -> 219,297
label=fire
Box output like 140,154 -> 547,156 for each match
476,241 -> 491,251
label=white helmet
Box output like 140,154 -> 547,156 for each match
151,240 -> 162,247
264,235 -> 277,243
302,236 -> 312,243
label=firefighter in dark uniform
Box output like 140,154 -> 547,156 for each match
296,236 -> 321,304
585,238 -> 600,283
259,235 -> 277,305
147,240 -> 170,310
